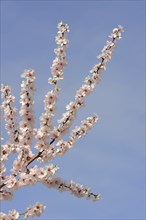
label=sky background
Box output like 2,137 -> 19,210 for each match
1,0 -> 145,219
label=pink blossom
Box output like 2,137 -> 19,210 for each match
57,21 -> 69,33
0,190 -> 13,200
0,213 -> 9,220
5,175 -> 17,189
8,209 -> 19,220
21,69 -> 36,81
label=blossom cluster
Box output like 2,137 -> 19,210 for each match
55,114 -> 98,156
0,209 -> 19,220
23,202 -> 46,219
50,21 -> 69,81
0,165 -> 56,202
34,22 -> 70,157
1,85 -> 19,144
44,176 -> 100,201
19,69 -> 36,146
0,22 -> 123,218
72,114 -> 99,138
0,202 -> 46,220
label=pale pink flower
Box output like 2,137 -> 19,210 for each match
57,21 -> 69,33
21,69 -> 36,81
0,190 -> 13,200
51,177 -> 62,188
18,173 -> 29,187
54,48 -> 66,58
55,35 -> 69,46
11,159 -> 26,175
56,140 -> 71,156
1,145 -> 11,161
1,84 -> 11,96
0,213 -> 9,220
5,175 -> 17,189
37,168 -> 47,179
66,102 -> 77,111
49,128 -> 60,139
44,164 -> 59,176
8,209 -> 19,220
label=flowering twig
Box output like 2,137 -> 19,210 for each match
43,176 -> 101,201
36,22 -> 69,148
52,25 -> 124,140
1,85 -> 19,144
0,22 -> 124,219
0,202 -> 46,220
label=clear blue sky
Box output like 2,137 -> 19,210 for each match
1,0 -> 145,219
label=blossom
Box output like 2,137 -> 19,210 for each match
66,101 -> 77,111
57,21 -> 69,33
72,114 -> 99,138
33,22 -> 69,158
56,140 -> 70,156
21,69 -> 36,81
5,175 -> 17,189
1,85 -> 19,144
109,25 -> 124,39
0,213 -> 8,220
0,144 -> 12,161
0,190 -> 13,200
50,22 -> 69,81
11,158 -> 27,175
43,176 -> 100,201
8,209 -> 19,220
0,211 -> 19,220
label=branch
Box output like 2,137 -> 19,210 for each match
43,176 -> 101,201
52,25 -> 124,139
36,22 -> 69,144
1,85 -> 20,144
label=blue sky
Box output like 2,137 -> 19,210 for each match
1,0 -> 145,219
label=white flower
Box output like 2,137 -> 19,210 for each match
57,21 -> 69,33
21,69 -> 36,81
19,173 -> 28,186
8,209 -> 19,220
29,166 -> 38,179
37,168 -> 47,179
0,213 -> 9,220
44,164 -> 59,176
49,128 -> 60,139
66,102 -> 77,111
1,145 -> 11,161
5,175 -> 17,189
55,140 -> 71,156
44,91 -> 57,108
